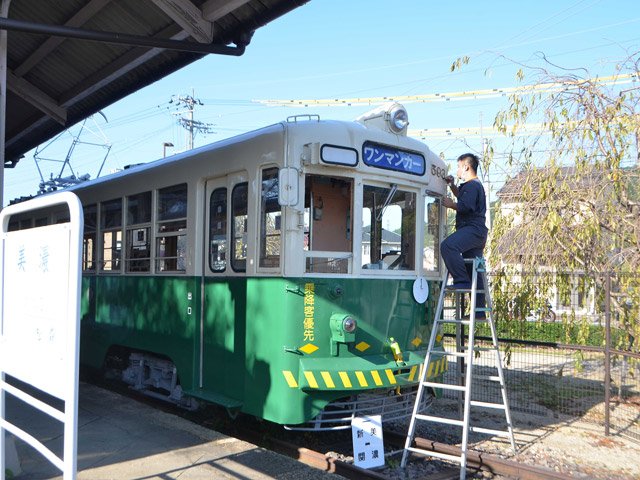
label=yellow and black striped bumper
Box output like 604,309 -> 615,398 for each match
282,354 -> 448,391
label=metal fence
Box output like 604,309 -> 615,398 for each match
441,271 -> 640,442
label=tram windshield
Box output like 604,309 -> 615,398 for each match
362,184 -> 416,270
301,173 -> 441,275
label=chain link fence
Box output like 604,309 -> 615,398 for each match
441,271 -> 640,441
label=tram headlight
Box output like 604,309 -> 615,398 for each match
388,105 -> 409,134
342,316 -> 357,333
330,313 -> 357,355
355,102 -> 409,135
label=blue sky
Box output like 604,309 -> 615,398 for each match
5,0 -> 639,204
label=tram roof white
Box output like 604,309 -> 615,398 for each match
60,113 -> 445,196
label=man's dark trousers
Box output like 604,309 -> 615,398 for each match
441,225 -> 487,311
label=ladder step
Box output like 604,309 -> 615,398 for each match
475,375 -> 502,382
469,426 -> 513,437
406,446 -> 463,464
415,414 -> 464,427
473,346 -> 497,352
423,381 -> 468,392
437,316 -> 494,323
429,350 -> 465,358
445,288 -> 486,293
456,347 -> 496,356
470,400 -> 507,410
437,318 -> 471,325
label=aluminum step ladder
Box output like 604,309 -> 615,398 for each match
401,257 -> 516,480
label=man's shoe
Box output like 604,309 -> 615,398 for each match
445,282 -> 471,291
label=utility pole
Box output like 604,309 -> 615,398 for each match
169,90 -> 215,150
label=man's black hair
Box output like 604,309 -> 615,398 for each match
457,153 -> 480,173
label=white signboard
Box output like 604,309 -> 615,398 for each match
1,224 -> 72,398
351,415 -> 385,469
0,192 -> 83,480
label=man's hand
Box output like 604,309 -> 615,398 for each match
442,197 -> 457,209
445,175 -> 459,198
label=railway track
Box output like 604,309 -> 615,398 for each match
384,431 -> 569,480
91,376 -> 572,479
274,433 -> 570,479
236,418 -> 571,479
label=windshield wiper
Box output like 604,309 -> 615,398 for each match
376,184 -> 397,222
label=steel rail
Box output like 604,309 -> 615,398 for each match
87,375 -> 574,479
386,430 -> 571,480
242,433 -> 389,480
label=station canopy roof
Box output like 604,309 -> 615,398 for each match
1,0 -> 308,167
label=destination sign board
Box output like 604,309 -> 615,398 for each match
362,141 -> 425,175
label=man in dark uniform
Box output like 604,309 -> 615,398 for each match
441,153 -> 488,313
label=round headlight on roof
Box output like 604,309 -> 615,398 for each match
388,105 -> 409,134
342,316 -> 357,333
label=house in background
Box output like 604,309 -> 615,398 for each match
493,167 -> 597,321
361,226 -> 402,268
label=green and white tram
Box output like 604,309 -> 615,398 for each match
9,103 -> 449,430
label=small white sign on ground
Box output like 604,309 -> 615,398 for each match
351,414 -> 385,469
0,192 -> 83,480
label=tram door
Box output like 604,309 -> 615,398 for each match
201,174 -> 247,401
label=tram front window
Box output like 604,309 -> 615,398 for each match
362,184 -> 416,270
423,196 -> 441,272
304,175 -> 353,273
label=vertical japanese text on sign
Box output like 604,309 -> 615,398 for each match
303,282 -> 315,342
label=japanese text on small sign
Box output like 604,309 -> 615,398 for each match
351,415 -> 385,469
362,141 -> 425,175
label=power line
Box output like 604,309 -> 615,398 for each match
255,72 -> 638,107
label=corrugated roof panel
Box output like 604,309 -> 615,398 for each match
3,0 -> 310,166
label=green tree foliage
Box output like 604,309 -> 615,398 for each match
457,52 -> 640,345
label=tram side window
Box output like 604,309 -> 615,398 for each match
231,183 -> 248,272
423,196 -> 440,272
126,191 -> 152,273
83,204 -> 97,271
100,198 -> 122,272
362,185 -> 416,271
7,218 -> 19,231
304,175 -> 353,273
260,167 -> 280,268
209,188 -> 227,272
7,217 -> 30,231
55,211 -> 70,224
156,184 -> 187,273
